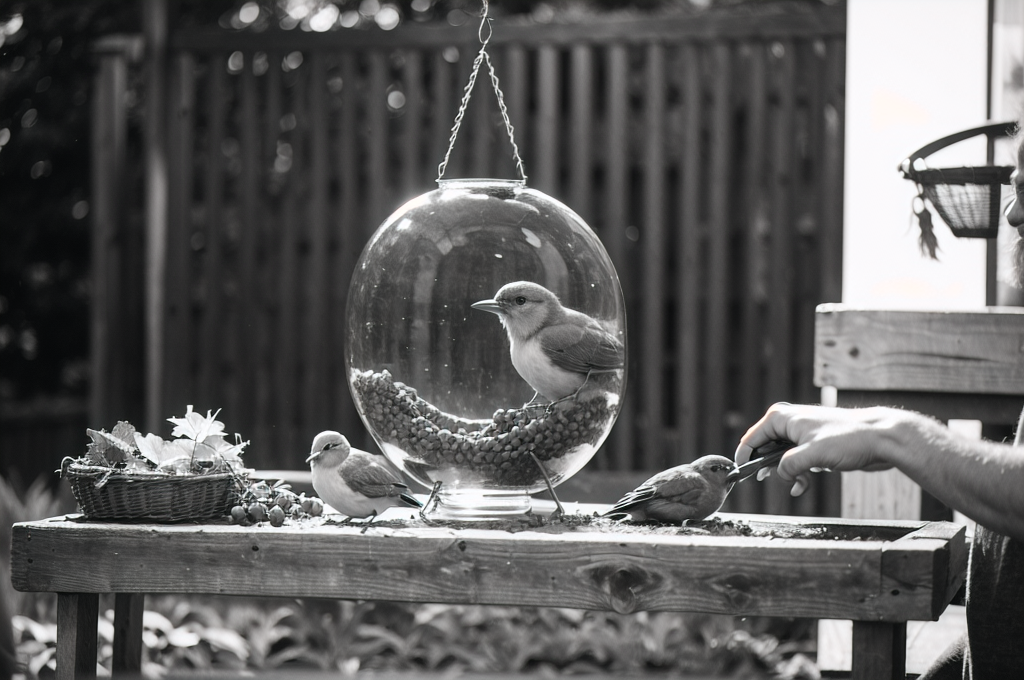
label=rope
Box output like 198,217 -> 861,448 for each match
436,0 -> 527,182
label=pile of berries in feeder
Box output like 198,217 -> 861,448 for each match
351,369 -> 618,487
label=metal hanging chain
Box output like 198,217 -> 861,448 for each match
436,0 -> 527,182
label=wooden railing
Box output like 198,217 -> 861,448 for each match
90,7 -> 846,516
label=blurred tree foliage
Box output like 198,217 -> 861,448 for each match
0,0 -> 831,405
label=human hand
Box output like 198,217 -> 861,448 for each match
734,403 -> 898,497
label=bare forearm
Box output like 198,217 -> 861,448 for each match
737,404 -> 1024,541
878,411 -> 1024,541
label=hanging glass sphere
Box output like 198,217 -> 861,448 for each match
345,179 -> 627,519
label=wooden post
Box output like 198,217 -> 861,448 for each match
851,621 -> 907,680
111,593 -> 144,676
143,0 -> 169,434
56,593 -> 98,680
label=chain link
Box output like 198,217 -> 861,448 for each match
436,0 -> 527,182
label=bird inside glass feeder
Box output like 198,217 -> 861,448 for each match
344,1 -> 627,519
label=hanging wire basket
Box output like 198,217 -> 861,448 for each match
899,121 -> 1016,251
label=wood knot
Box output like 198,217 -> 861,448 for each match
709,573 -> 758,611
584,563 -> 661,614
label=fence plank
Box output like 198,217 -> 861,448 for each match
305,53 -> 331,435
703,44 -> 733,462
199,58 -> 228,414
163,53 -> 196,421
765,39 -> 797,516
676,44 -> 701,467
603,44 -> 632,471
569,44 -> 594,226
336,54 -> 365,448
534,45 -> 559,195
503,44 -> 528,180
641,43 -> 667,470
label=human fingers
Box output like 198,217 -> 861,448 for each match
735,402 -> 792,466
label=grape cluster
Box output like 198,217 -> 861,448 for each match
230,480 -> 324,527
350,369 -> 617,487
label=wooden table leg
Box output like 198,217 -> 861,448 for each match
112,593 -> 144,676
56,593 -> 99,680
851,620 -> 907,680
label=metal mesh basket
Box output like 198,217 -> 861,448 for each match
62,460 -> 243,522
900,121 -> 1016,242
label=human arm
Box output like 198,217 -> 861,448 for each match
735,403 -> 1024,542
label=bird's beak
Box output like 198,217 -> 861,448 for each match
471,298 -> 503,315
305,451 -> 319,464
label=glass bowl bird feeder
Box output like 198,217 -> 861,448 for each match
345,2 -> 627,519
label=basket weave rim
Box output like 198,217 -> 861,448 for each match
903,165 -> 1013,186
64,462 -> 239,481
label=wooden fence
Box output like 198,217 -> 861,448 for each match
90,7 -> 846,516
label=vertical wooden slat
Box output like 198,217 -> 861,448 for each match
236,55 -> 260,457
199,58 -> 227,412
305,53 -> 331,434
335,54 -> 364,446
734,43 -> 767,514
821,37 -> 846,305
274,56 -> 302,460
605,43 -> 632,470
143,0 -> 169,435
470,46 -> 493,177
535,45 -> 559,195
677,43 -> 701,468
90,51 -> 129,427
258,51 -> 282,457
368,50 -> 390,224
819,37 -> 846,517
56,593 -> 98,680
794,40 -> 823,517
569,44 -> 594,224
504,44 -> 528,179
704,43 -> 732,461
641,42 -> 667,470
402,50 -> 425,197
163,54 -> 196,420
765,39 -> 796,515
431,51 -> 454,182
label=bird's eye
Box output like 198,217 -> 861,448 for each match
323,443 -> 335,451
514,296 -> 527,305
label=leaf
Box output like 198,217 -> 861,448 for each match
85,428 -> 135,465
135,432 -> 188,467
167,405 -> 226,443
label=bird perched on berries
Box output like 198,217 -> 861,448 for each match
306,431 -> 422,522
604,455 -> 737,524
472,281 -> 624,403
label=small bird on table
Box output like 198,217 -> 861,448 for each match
604,455 -> 737,524
471,281 -> 625,404
605,440 -> 794,524
306,431 -> 423,523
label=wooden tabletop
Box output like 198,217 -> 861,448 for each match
12,509 -> 966,623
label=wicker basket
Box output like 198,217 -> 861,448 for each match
900,121 -> 1017,239
62,461 -> 242,522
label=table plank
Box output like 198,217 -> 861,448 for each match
12,512 -> 962,622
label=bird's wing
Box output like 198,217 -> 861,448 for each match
538,321 -> 624,374
606,470 -> 704,515
340,456 -> 409,499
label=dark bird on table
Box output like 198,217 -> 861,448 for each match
604,441 -> 794,524
306,431 -> 422,522
471,281 -> 624,404
604,455 -> 737,524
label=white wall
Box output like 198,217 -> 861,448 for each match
844,0 -> 991,309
